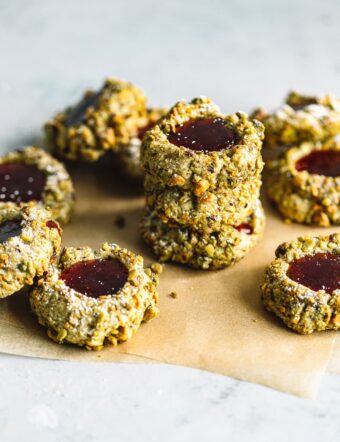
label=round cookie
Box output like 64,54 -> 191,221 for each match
141,200 -> 265,270
141,97 -> 264,194
144,174 -> 262,231
252,91 -> 340,149
0,204 -> 62,299
261,233 -> 340,334
0,146 -> 75,224
266,139 -> 340,226
45,77 -> 147,162
117,108 -> 167,180
29,243 -> 162,350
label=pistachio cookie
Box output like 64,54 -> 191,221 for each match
117,108 -> 167,180
141,201 -> 265,270
252,91 -> 340,149
266,139 -> 340,226
0,146 -> 74,224
141,97 -> 264,193
45,77 -> 147,162
30,243 -> 162,350
261,233 -> 340,334
0,204 -> 62,299
144,173 -> 262,231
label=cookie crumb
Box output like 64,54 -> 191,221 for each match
169,291 -> 178,299
114,215 -> 126,229
150,262 -> 163,274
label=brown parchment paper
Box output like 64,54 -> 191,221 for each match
0,159 -> 338,398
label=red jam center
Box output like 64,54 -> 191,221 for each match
137,121 -> 155,141
61,258 -> 129,298
167,118 -> 239,152
0,219 -> 22,243
295,150 -> 340,177
46,220 -> 61,236
287,253 -> 340,294
0,163 -> 46,203
235,223 -> 253,234
66,91 -> 101,127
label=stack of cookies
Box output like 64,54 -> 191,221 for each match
140,97 -> 266,269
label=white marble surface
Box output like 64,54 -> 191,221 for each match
1,0 -> 340,440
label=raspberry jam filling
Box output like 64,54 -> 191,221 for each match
295,150 -> 340,177
235,223 -> 253,234
167,118 -> 239,152
46,220 -> 61,236
61,258 -> 129,298
66,91 -> 101,127
287,252 -> 340,294
137,121 -> 155,141
0,163 -> 46,203
0,219 -> 22,243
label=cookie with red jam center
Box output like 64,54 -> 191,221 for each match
0,146 -> 75,224
262,233 -> 340,334
29,243 -> 162,350
141,97 -> 264,193
266,140 -> 340,226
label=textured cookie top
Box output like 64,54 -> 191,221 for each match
267,139 -> 340,200
30,243 -> 162,350
270,233 -> 340,296
253,91 -> 340,148
141,97 -> 264,193
0,204 -> 62,298
145,97 -> 264,156
45,77 -> 147,161
262,233 -> 340,334
0,146 -> 75,224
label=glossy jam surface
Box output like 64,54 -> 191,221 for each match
46,220 -> 61,236
0,219 -> 22,243
61,258 -> 129,298
137,121 -> 155,141
287,253 -> 340,294
66,91 -> 101,127
295,150 -> 340,177
235,223 -> 253,234
167,118 -> 239,152
0,163 -> 46,203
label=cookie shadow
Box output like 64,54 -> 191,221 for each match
67,153 -> 143,198
63,204 -> 154,257
237,261 -> 289,331
2,132 -> 44,152
6,288 -> 46,338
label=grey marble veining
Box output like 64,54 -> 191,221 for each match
1,0 -> 340,440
